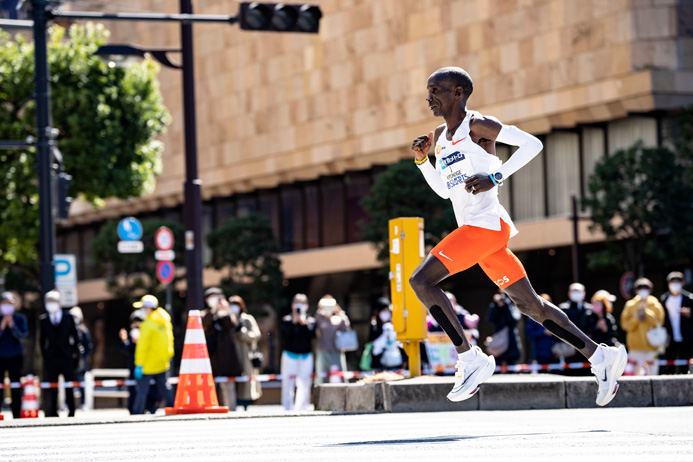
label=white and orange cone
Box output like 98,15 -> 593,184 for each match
20,375 -> 39,418
165,310 -> 228,415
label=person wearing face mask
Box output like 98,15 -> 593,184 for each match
132,295 -> 175,414
39,290 -> 80,417
660,272 -> 693,374
314,295 -> 350,385
588,290 -> 619,347
0,292 -> 28,419
118,309 -> 160,414
280,293 -> 316,411
369,297 -> 394,370
201,287 -> 242,410
621,278 -> 665,376
557,283 -> 598,375
229,295 -> 263,410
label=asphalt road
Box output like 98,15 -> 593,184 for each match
2,407 -> 692,461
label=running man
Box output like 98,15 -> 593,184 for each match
410,67 -> 627,406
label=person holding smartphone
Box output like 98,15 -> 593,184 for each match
280,294 -> 315,411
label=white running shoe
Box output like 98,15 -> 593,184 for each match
591,343 -> 628,407
447,346 -> 496,402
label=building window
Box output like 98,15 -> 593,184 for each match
215,199 -> 235,227
304,183 -> 321,249
345,173 -> 370,243
607,117 -> 657,154
510,143 -> 545,222
280,186 -> 304,252
258,191 -> 280,241
320,178 -> 345,247
81,226 -> 98,280
546,132 -> 580,217
581,126 -> 606,195
237,195 -> 257,217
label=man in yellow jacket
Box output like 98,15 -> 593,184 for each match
132,295 -> 175,414
621,278 -> 665,376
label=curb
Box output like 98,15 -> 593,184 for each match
315,374 -> 693,412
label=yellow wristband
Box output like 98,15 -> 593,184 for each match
414,156 -> 428,165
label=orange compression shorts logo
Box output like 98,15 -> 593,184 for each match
431,219 -> 526,288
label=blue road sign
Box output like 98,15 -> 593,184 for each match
118,217 -> 143,241
156,261 -> 175,285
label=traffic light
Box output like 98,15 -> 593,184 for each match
239,2 -> 322,33
52,171 -> 72,221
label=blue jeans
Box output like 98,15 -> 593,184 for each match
133,370 -> 174,414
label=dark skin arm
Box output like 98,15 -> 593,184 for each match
411,114 -> 503,196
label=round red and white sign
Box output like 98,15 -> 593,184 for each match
154,226 -> 174,251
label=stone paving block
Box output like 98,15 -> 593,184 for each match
384,377 -> 478,412
651,376 -> 693,407
315,384 -> 346,412
479,375 -> 565,410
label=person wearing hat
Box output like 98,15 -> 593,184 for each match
0,292 -> 28,419
588,290 -> 619,347
132,295 -> 175,414
119,309 -> 160,414
660,272 -> 693,374
621,278 -> 665,376
39,290 -> 80,417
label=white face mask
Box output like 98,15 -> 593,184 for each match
1,304 -> 14,315
569,291 -> 585,303
46,302 -> 60,314
637,289 -> 650,299
669,282 -> 683,295
207,296 -> 220,309
379,311 -> 392,322
230,304 -> 241,316
130,328 -> 140,342
294,303 -> 307,314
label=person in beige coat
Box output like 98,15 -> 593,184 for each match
229,295 -> 263,409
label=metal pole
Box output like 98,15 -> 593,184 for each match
180,0 -> 203,312
571,195 -> 580,283
32,0 -> 56,299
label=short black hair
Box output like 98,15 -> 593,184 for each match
432,67 -> 473,99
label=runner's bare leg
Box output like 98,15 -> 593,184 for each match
410,255 -> 472,354
503,277 -> 598,359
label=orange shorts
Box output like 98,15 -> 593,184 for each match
431,219 -> 526,288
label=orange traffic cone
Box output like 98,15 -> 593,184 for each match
165,310 -> 228,415
20,375 -> 39,418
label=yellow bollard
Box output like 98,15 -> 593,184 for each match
389,217 -> 428,377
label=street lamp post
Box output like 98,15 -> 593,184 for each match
179,0 -> 203,312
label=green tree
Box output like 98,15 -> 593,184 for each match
583,140 -> 693,276
207,213 -> 285,313
359,159 -> 457,266
90,219 -> 185,302
0,24 -> 170,286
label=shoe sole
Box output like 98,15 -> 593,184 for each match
597,345 -> 628,407
446,356 -> 496,403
